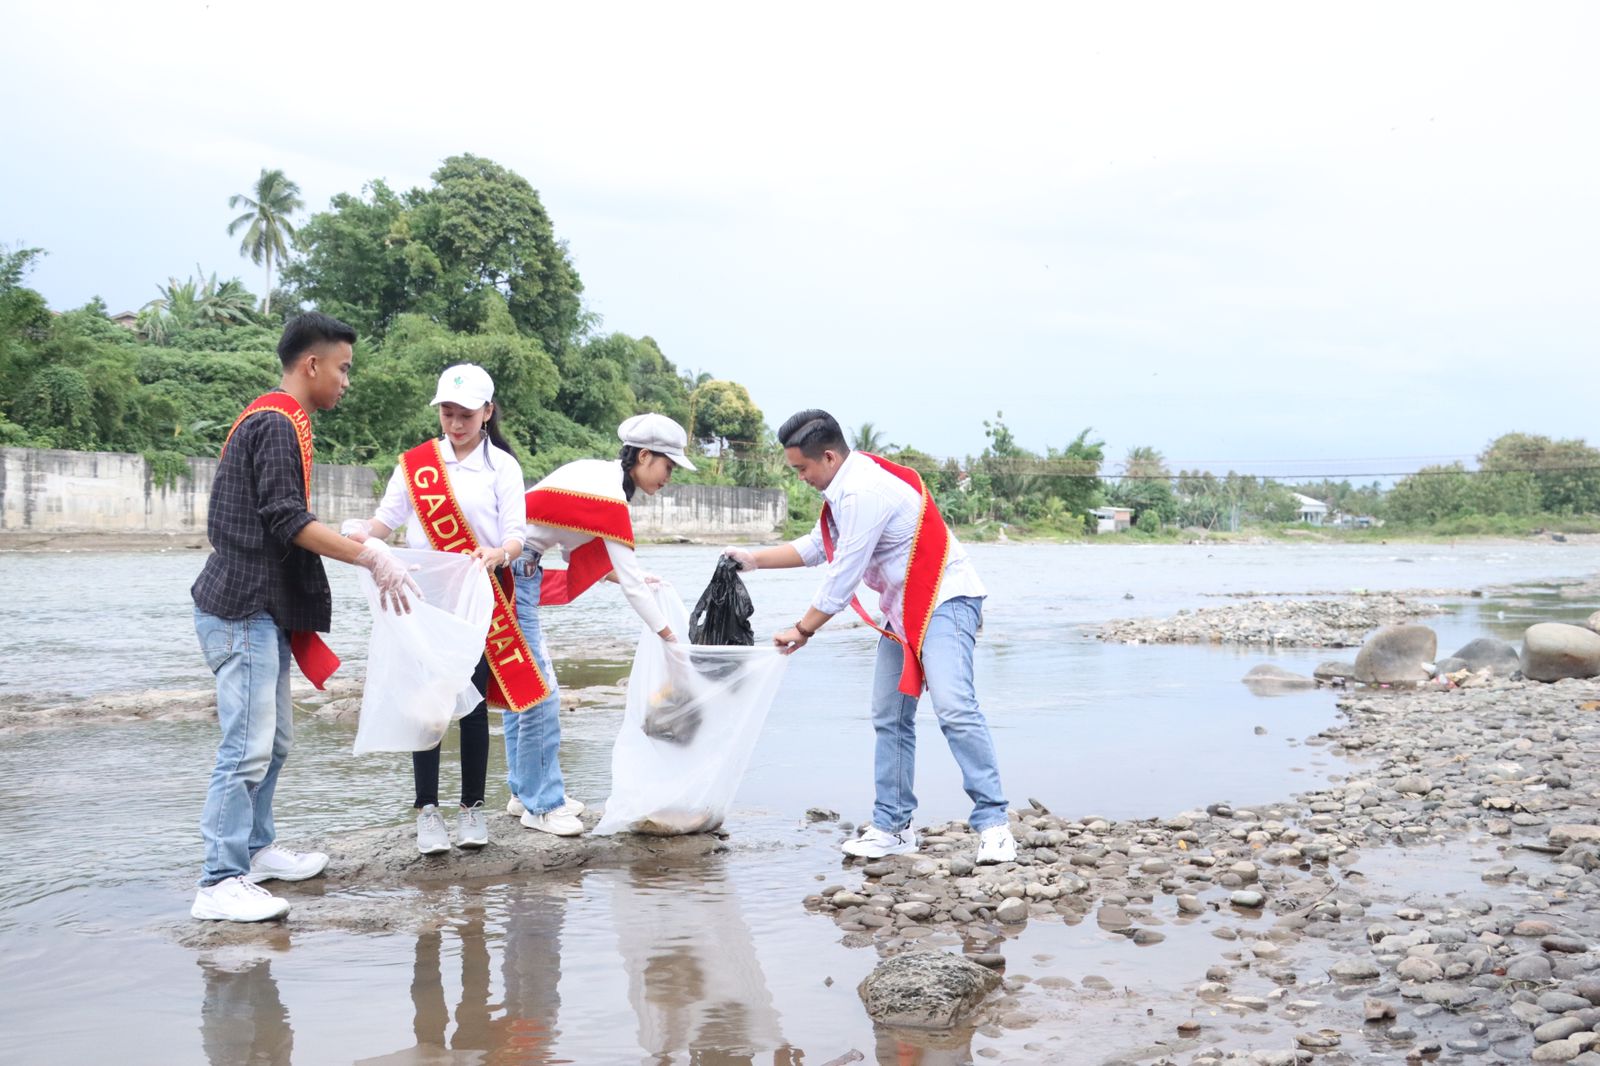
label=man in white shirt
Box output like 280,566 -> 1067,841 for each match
726,409 -> 1017,864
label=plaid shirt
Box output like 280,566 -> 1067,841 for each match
191,394 -> 332,631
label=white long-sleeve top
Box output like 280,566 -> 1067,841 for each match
374,437 -> 526,553
789,450 -> 986,636
524,459 -> 667,634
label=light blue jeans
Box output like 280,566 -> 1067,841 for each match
870,595 -> 1008,833
503,559 -> 566,814
195,609 -> 293,885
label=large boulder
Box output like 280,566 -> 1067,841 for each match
1436,637 -> 1522,678
1586,610 -> 1600,635
1314,660 -> 1359,683
1241,664 -> 1317,692
1353,624 -> 1437,684
1521,623 -> 1600,682
858,951 -> 1001,1028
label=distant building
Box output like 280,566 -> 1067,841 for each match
110,310 -> 139,330
1292,493 -> 1329,526
1090,506 -> 1132,534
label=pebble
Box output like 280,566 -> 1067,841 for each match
996,898 -> 1028,924
1537,1018 -> 1591,1043
1333,959 -> 1381,980
1533,1040 -> 1583,1062
1539,992 -> 1593,1014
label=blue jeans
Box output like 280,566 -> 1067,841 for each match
870,595 -> 1007,833
195,609 -> 293,885
503,560 -> 566,814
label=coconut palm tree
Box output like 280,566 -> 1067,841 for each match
139,267 -> 257,344
851,421 -> 889,453
227,168 -> 303,314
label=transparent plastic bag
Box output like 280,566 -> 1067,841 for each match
352,547 -> 495,754
595,581 -> 788,835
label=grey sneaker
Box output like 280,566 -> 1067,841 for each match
416,804 -> 451,855
457,803 -> 488,849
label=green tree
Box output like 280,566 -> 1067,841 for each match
286,157 -> 585,352
1385,463 -> 1475,524
1109,444 -> 1177,525
1037,428 -> 1104,517
690,380 -> 764,449
1479,432 -> 1600,514
851,422 -> 892,453
283,179 -> 436,340
228,168 -> 304,314
139,268 -> 258,344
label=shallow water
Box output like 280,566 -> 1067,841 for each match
0,540 -> 1596,1064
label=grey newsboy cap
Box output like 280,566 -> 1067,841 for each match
617,412 -> 697,470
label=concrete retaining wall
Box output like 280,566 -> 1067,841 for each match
0,448 -> 784,540
630,483 -> 787,539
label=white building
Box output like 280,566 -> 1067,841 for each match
1292,493 -> 1330,526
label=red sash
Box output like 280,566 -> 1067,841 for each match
524,487 -> 636,606
220,393 -> 341,690
400,440 -> 549,712
820,453 -> 951,697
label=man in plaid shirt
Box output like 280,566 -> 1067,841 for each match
190,312 -> 418,923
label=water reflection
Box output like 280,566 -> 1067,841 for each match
355,896 -> 566,1066
870,1026 -> 975,1066
612,861 -> 799,1065
198,952 -> 294,1066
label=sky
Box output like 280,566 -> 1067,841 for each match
2,1 -> 1596,480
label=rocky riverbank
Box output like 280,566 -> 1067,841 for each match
810,676 -> 1600,1063
1095,596 -> 1446,648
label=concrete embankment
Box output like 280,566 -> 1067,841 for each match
0,446 -> 785,546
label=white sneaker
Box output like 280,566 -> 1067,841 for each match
841,825 -> 916,859
508,795 -> 584,818
457,804 -> 488,849
192,876 -> 290,922
246,844 -> 329,884
417,805 -> 451,854
520,808 -> 584,837
975,824 -> 1018,865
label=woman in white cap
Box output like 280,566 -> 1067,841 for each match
342,364 -> 528,855
506,412 -> 697,836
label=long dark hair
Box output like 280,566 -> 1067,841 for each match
620,444 -> 642,501
439,403 -> 514,469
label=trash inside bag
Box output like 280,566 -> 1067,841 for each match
352,548 -> 494,754
595,581 -> 788,836
689,556 -> 755,647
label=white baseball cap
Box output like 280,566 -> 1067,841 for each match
618,413 -> 697,471
430,364 -> 495,409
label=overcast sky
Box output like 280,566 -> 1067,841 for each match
3,2 -> 1596,478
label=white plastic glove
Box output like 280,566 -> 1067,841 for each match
355,539 -> 422,614
339,518 -> 371,544
722,547 -> 758,572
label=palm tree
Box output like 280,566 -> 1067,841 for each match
140,267 -> 257,343
228,168 -> 303,314
851,421 -> 889,453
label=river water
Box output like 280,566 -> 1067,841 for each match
0,540 -> 1596,1064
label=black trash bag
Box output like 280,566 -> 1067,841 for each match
689,556 -> 755,647
640,683 -> 703,746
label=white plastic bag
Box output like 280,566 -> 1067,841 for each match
595,581 -> 788,835
352,547 -> 495,754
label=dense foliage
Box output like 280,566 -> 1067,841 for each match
5,152 -> 1597,537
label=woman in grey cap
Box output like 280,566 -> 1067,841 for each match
507,413 -> 698,836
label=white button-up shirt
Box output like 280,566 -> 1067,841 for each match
789,450 -> 986,635
375,438 -> 526,554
